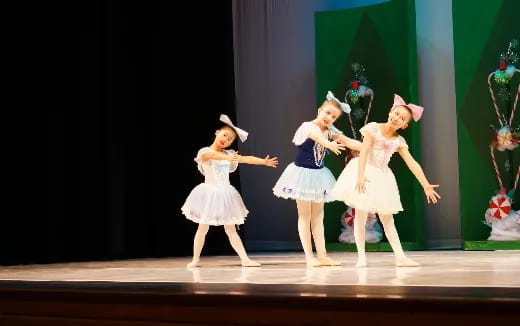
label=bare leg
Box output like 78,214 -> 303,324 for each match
311,201 -> 340,266
296,200 -> 320,267
187,224 -> 210,268
224,224 -> 261,267
354,209 -> 368,267
379,214 -> 420,267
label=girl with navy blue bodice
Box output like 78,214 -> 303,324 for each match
273,92 -> 361,267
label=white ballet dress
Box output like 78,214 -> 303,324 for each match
272,121 -> 343,202
181,147 -> 248,225
330,122 -> 407,215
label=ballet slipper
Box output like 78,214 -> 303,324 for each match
306,257 -> 322,268
241,259 -> 261,267
395,256 -> 420,267
187,260 -> 201,268
317,255 -> 341,266
355,256 -> 367,268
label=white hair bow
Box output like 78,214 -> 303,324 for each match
219,114 -> 249,142
326,91 -> 351,114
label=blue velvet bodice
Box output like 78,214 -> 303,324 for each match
294,137 -> 328,169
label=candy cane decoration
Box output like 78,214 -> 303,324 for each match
344,90 -> 358,139
345,90 -> 374,139
363,93 -> 374,126
509,73 -> 520,126
488,68 -> 520,191
488,72 -> 504,127
489,145 -> 504,189
514,166 -> 520,191
489,69 -> 520,127
347,111 -> 357,139
489,146 -> 520,191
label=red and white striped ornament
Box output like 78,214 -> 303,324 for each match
341,207 -> 377,226
341,207 -> 356,226
488,188 -> 512,220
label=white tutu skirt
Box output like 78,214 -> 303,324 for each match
272,163 -> 336,202
181,183 -> 248,225
330,157 -> 403,215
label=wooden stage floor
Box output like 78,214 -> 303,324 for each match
1,250 -> 519,325
1,250 -> 519,287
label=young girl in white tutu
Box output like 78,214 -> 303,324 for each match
273,92 -> 362,267
331,94 -> 441,267
182,114 -> 278,268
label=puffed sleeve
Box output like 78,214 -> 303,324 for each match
194,147 -> 212,175
328,124 -> 344,138
397,135 -> 409,150
224,149 -> 239,172
359,122 -> 379,138
292,122 -> 320,145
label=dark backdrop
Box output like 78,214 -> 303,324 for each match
2,0 -> 239,265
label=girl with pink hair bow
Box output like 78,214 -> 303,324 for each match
331,94 -> 441,267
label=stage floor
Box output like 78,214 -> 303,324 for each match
1,250 -> 519,325
1,250 -> 519,288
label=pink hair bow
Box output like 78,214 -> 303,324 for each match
392,94 -> 424,121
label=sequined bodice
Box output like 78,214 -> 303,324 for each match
201,159 -> 231,186
294,136 -> 329,169
367,129 -> 402,169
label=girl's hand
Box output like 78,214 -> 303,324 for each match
264,155 -> 279,168
229,152 -> 241,162
423,184 -> 441,204
326,140 -> 346,155
355,175 -> 369,193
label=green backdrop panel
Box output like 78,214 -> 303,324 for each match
315,0 -> 424,251
452,0 -> 520,249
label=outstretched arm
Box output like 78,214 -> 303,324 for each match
308,130 -> 346,155
398,147 -> 441,204
201,151 -> 239,163
332,134 -> 362,151
238,154 -> 279,167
